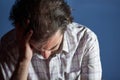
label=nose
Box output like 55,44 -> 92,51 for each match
41,50 -> 52,59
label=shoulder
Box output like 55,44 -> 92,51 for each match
0,29 -> 18,79
65,22 -> 100,58
66,22 -> 98,42
0,29 -> 17,61
0,29 -> 16,47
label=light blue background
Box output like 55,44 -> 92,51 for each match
0,0 -> 120,80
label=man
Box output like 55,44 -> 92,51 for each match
0,0 -> 102,80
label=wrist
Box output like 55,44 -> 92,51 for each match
17,59 -> 31,70
18,57 -> 31,65
19,53 -> 32,62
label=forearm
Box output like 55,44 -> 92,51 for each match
10,59 -> 30,80
10,29 -> 33,80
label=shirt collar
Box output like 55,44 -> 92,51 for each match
62,31 -> 69,54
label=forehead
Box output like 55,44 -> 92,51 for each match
44,30 -> 63,47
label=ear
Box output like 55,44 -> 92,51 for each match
15,23 -> 25,41
15,19 -> 31,37
26,19 -> 30,25
15,19 -> 30,29
15,23 -> 24,32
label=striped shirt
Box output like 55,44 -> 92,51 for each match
0,22 -> 102,80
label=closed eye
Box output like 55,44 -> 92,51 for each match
49,44 -> 59,51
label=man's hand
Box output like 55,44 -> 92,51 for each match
18,30 -> 33,61
10,29 -> 33,80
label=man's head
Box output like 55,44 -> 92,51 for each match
9,0 -> 73,43
9,0 -> 73,58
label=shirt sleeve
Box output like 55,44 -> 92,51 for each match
0,29 -> 16,80
80,31 -> 102,80
0,36 -> 14,80
0,39 -> 6,80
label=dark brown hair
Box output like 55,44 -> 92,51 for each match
9,0 -> 73,42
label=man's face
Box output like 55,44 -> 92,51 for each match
30,30 -> 63,59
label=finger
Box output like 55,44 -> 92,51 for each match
25,30 -> 33,43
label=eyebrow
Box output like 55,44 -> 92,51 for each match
50,37 -> 63,51
50,37 -> 64,51
49,44 -> 58,50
